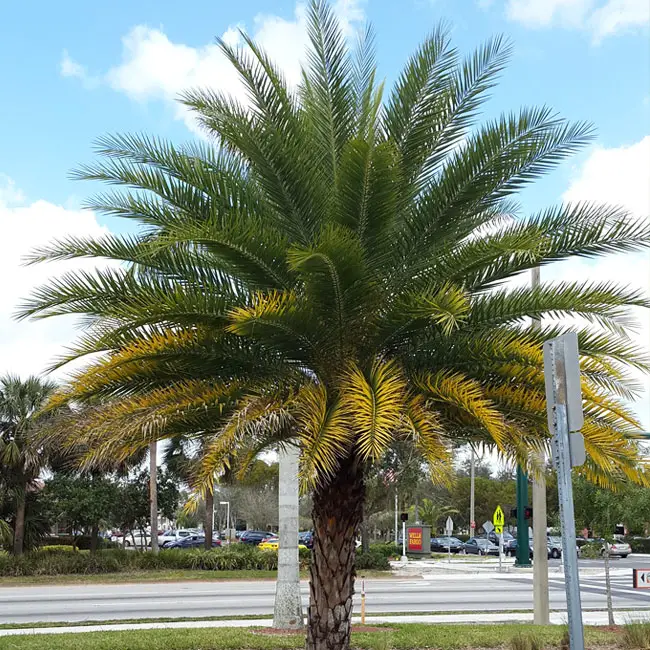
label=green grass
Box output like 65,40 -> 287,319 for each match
0,569 -> 278,586
0,624 -> 619,650
0,568 -> 392,587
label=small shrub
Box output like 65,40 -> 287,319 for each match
627,538 -> 650,554
355,549 -> 390,571
365,543 -> 398,559
579,542 -> 602,559
621,622 -> 650,649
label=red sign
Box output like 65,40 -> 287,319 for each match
407,527 -> 423,551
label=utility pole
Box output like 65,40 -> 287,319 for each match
273,445 -> 303,629
532,266 -> 549,622
469,448 -> 476,536
149,441 -> 159,554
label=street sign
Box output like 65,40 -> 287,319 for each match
483,521 -> 494,534
445,517 -> 453,536
633,569 -> 650,589
543,332 -> 584,435
493,505 -> 505,527
495,524 -> 503,534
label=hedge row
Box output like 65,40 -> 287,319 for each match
625,537 -> 650,554
0,543 -> 391,577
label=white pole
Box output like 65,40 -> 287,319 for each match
273,445 -> 303,629
394,492 -> 398,547
401,521 -> 407,562
532,266 -> 550,624
470,449 -> 476,536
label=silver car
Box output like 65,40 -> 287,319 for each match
606,540 -> 631,558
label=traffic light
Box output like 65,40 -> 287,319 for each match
400,512 -> 408,522
510,508 -> 517,518
524,506 -> 533,519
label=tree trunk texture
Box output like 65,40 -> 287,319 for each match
204,489 -> 214,550
307,457 -> 364,650
90,524 -> 99,554
13,489 -> 26,556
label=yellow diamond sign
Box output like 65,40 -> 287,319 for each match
493,505 -> 505,528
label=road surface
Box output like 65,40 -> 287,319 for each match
0,558 -> 649,624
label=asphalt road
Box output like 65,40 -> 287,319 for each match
1,558 -> 649,624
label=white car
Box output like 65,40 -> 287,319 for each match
122,531 -> 151,548
159,529 -> 199,547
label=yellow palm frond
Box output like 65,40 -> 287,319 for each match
340,360 -> 407,462
403,394 -> 453,486
415,370 -> 506,449
227,290 -> 297,335
295,383 -> 353,490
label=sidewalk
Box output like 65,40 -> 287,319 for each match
1,609 -> 649,638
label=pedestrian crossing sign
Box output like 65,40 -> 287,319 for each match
493,505 -> 505,527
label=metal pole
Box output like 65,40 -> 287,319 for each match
361,579 -> 366,625
516,467 -> 531,566
402,521 -> 407,562
394,492 -> 398,547
499,532 -> 503,572
553,403 -> 585,650
227,502 -> 231,545
531,265 -> 550,623
470,449 -> 476,536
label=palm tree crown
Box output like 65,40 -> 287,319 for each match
19,2 -> 649,646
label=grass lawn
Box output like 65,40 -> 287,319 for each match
0,624 -> 620,650
0,569 -> 393,587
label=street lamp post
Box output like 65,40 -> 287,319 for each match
220,501 -> 230,545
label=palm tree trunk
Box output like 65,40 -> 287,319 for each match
13,488 -> 26,556
204,489 -> 214,550
149,441 -> 159,554
307,456 -> 364,650
361,505 -> 370,553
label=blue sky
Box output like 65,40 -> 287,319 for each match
0,0 -> 649,425
1,0 -> 648,210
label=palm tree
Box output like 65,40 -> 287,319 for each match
0,375 -> 56,554
417,498 -> 458,532
20,2 -> 650,646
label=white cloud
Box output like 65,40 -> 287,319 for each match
61,0 -> 365,135
505,0 -> 649,40
60,50 -> 100,89
589,0 -> 650,42
560,136 -> 650,430
0,176 -> 108,381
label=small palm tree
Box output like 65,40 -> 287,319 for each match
21,2 -> 649,647
417,498 -> 458,531
0,375 -> 56,554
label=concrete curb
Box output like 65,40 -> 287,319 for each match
1,609 -> 650,638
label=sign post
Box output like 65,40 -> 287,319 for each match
400,513 -> 408,562
445,516 -> 454,563
544,332 -> 585,650
493,506 -> 505,571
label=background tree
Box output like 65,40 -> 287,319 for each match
21,2 -> 650,647
0,375 -> 55,555
43,472 -> 119,552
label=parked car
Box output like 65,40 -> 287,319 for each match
122,531 -> 151,548
463,537 -> 499,556
487,531 -> 515,550
547,536 -> 563,559
605,540 -> 631,558
239,530 -> 276,546
299,531 -> 314,549
258,537 -> 309,551
159,529 -> 200,547
164,534 -> 221,550
431,537 -> 465,553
